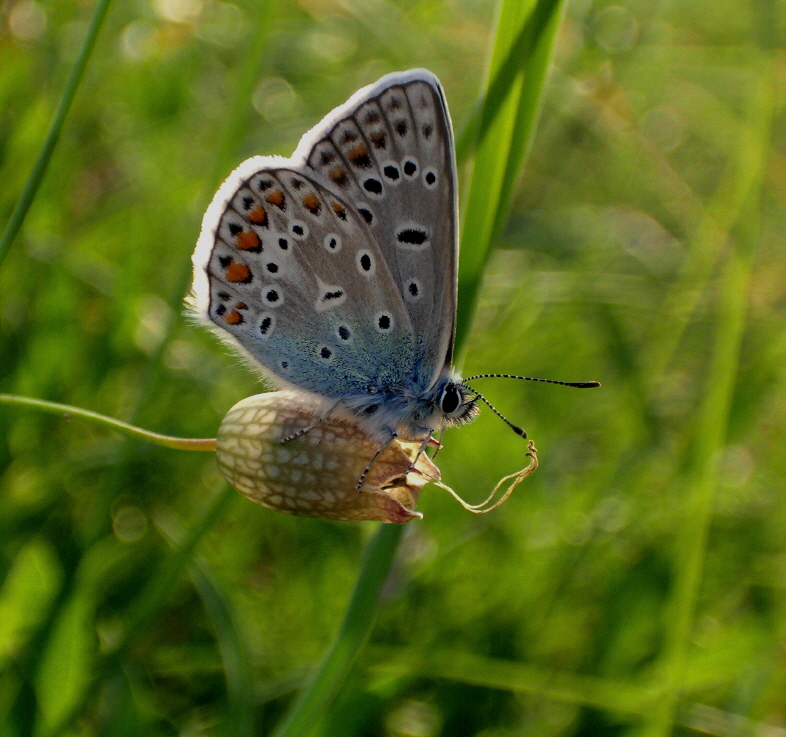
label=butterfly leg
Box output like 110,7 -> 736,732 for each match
405,429 -> 436,476
357,432 -> 398,490
281,398 -> 342,443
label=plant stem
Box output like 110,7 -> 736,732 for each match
0,394 -> 216,452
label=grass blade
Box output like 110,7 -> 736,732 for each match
645,60 -> 773,737
455,0 -> 566,357
0,0 -> 113,269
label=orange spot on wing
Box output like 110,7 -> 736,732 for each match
302,193 -> 321,214
370,131 -> 387,149
237,231 -> 260,251
234,302 -> 247,310
348,144 -> 370,166
248,205 -> 268,225
225,262 -> 252,283
224,310 -> 243,325
329,167 -> 348,187
265,190 -> 285,208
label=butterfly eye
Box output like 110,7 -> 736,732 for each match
440,384 -> 461,415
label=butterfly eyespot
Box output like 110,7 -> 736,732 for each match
394,119 -> 408,137
279,360 -> 289,371
382,164 -> 400,181
423,169 -> 438,189
337,325 -> 352,342
257,178 -> 274,191
356,251 -> 375,276
364,109 -> 380,124
278,237 -> 288,250
402,158 -> 418,178
215,303 -> 227,316
323,234 -> 342,253
265,262 -> 279,274
290,178 -> 304,190
316,285 -> 346,312
263,287 -> 283,306
362,178 -> 383,197
318,345 -> 333,361
340,129 -> 359,145
258,314 -> 275,337
357,206 -> 374,225
217,291 -> 230,301
227,222 -> 243,236
396,225 -> 431,251
289,221 -> 308,239
375,313 -> 393,332
319,149 -> 335,166
422,123 -> 434,139
404,278 -> 421,302
242,196 -> 254,210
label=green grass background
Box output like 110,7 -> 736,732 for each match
1,0 -> 785,735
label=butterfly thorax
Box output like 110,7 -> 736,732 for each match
339,370 -> 479,442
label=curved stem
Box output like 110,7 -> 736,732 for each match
0,394 -> 216,452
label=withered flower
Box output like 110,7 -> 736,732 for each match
216,391 -> 438,523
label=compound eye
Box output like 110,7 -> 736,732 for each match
440,384 -> 461,415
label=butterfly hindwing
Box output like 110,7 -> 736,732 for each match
297,70 -> 458,391
192,158 -> 415,397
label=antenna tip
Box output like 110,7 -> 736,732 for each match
512,425 -> 527,438
574,381 -> 601,388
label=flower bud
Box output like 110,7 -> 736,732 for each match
216,391 -> 439,523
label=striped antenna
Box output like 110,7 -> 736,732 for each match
463,386 -> 527,439
463,373 -> 600,389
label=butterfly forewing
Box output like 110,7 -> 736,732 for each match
299,70 -> 458,392
193,159 -> 415,398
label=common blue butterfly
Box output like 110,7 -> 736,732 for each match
192,70 -> 597,501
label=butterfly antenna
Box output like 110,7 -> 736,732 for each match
463,373 -> 600,389
463,384 -> 528,440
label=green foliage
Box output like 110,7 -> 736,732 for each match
1,1 -> 784,736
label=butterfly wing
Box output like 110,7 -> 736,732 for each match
191,157 -> 415,398
296,70 -> 458,392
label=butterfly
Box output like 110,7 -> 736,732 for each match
192,70 -> 597,491
191,69 -> 481,472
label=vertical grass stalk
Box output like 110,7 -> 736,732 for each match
0,0 -> 114,269
646,61 -> 772,737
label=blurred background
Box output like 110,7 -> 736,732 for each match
1,0 -> 785,735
